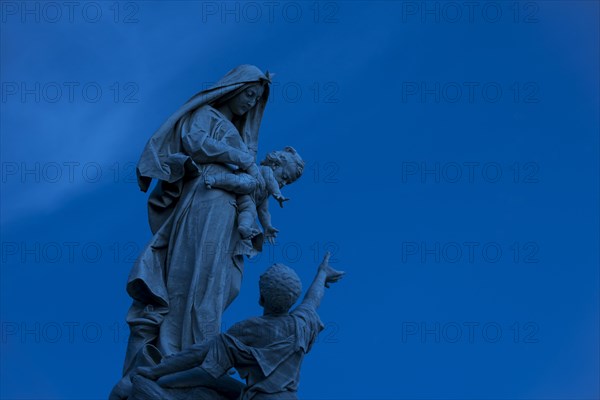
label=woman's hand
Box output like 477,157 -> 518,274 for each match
133,366 -> 159,381
246,164 -> 266,192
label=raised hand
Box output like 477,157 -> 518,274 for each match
318,252 -> 345,288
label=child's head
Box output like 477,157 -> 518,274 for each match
261,146 -> 304,188
259,263 -> 302,313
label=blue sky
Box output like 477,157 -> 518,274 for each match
1,1 -> 599,398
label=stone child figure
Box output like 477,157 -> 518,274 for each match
204,147 -> 304,244
132,253 -> 345,400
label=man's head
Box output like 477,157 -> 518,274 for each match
259,263 -> 302,314
261,146 -> 304,189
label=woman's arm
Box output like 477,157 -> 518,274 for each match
136,343 -> 211,380
205,172 -> 257,194
181,108 -> 254,170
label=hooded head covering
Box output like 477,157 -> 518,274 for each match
136,65 -> 272,193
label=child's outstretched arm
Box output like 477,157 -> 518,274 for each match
263,168 -> 289,208
302,252 -> 345,310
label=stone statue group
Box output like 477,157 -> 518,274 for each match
109,65 -> 345,400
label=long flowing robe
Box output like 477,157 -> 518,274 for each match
120,65 -> 272,380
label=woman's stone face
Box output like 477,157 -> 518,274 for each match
228,84 -> 265,116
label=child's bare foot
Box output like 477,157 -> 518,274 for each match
239,225 -> 261,239
238,225 -> 253,239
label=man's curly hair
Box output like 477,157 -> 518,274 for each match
259,263 -> 302,313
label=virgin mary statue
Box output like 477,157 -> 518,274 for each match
111,65 -> 272,399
